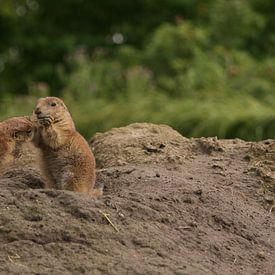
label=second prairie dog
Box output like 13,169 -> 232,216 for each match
0,116 -> 35,174
33,97 -> 101,197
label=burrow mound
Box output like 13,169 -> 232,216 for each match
90,123 -> 194,168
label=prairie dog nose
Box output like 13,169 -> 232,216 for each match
34,107 -> 41,115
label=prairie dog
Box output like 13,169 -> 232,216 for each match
0,116 -> 35,174
33,97 -> 101,197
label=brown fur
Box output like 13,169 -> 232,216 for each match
33,97 -> 101,198
0,116 -> 35,174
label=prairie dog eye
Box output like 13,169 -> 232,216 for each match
26,129 -> 32,134
50,102 -> 57,107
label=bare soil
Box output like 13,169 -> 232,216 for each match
0,123 -> 274,275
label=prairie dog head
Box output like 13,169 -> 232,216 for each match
33,97 -> 75,130
0,116 -> 36,142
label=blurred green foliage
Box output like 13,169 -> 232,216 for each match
1,0 -> 275,140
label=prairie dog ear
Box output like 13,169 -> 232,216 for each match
60,101 -> 69,112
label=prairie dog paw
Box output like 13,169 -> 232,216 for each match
38,117 -> 54,127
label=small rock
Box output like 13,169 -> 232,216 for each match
257,250 -> 266,259
194,189 -> 202,196
264,195 -> 274,203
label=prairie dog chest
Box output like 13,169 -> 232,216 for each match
42,144 -> 77,167
41,146 -> 77,185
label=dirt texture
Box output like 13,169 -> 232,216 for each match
0,123 -> 274,275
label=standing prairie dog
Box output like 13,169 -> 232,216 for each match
0,116 -> 35,174
33,97 -> 101,198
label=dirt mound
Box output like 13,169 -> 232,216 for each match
0,123 -> 274,274
90,123 -> 193,168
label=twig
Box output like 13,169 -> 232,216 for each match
99,211 -> 119,232
233,256 -> 237,264
8,254 -> 20,263
269,203 -> 275,213
7,253 -> 27,268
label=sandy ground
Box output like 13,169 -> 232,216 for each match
0,123 -> 274,275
